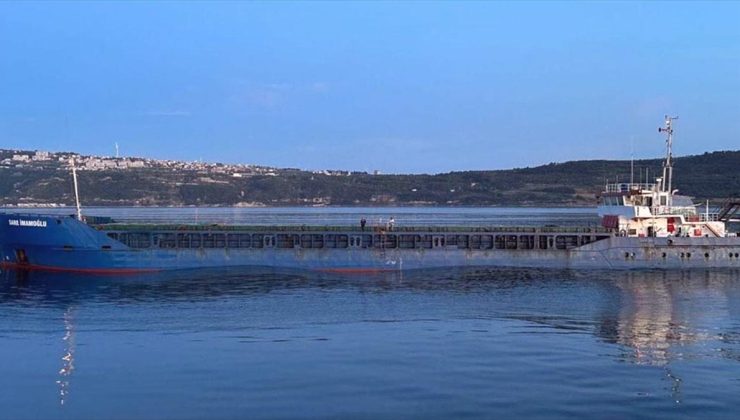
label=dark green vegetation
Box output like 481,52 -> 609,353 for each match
1,150 -> 738,207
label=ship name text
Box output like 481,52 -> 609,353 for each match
8,219 -> 47,228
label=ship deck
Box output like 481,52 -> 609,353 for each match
94,223 -> 615,251
93,223 -> 611,234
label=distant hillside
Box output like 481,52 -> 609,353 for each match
0,149 -> 738,207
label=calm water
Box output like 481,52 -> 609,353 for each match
2,208 -> 740,419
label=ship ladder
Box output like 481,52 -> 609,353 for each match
705,223 -> 722,238
717,198 -> 740,222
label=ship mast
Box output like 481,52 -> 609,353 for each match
658,115 -> 678,206
70,157 -> 83,221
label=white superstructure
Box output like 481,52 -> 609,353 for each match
597,116 -> 728,239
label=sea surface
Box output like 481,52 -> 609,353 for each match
1,207 -> 740,419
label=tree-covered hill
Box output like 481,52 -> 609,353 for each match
1,150 -> 738,207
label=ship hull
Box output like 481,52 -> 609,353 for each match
1,213 -> 738,273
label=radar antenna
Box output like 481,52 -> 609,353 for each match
658,115 -> 678,205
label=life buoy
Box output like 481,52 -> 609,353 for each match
619,229 -> 627,237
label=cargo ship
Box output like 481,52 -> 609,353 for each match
1,117 -> 738,273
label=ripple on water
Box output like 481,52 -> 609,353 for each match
1,264 -> 740,419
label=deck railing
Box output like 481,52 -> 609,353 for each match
99,223 -> 613,234
604,183 -> 656,193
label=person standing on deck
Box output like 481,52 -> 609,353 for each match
360,218 -> 366,231
388,217 -> 395,231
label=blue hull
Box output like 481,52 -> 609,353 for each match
1,213 -> 739,272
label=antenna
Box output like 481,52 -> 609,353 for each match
630,136 -> 634,185
70,158 -> 83,221
658,115 -> 678,204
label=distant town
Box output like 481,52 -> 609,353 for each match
0,149 -> 361,178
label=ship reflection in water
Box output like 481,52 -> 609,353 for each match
57,307 -> 75,406
600,271 -> 735,363
1,267 -> 739,419
597,271 -> 735,404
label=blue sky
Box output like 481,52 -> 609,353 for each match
1,1 -> 738,173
